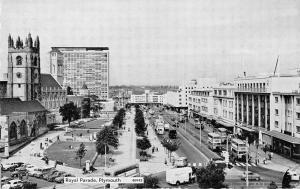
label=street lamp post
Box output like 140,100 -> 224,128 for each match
246,137 -> 249,187
199,124 -> 202,146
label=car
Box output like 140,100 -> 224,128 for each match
33,167 -> 53,178
15,163 -> 31,171
29,169 -> 42,177
241,171 -> 261,181
2,179 -> 23,189
1,163 -> 18,171
55,173 -> 75,183
288,171 -> 300,181
43,169 -> 58,180
48,171 -> 66,182
11,170 -> 28,178
25,165 -> 37,172
1,176 -> 12,185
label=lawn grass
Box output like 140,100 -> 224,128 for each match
84,119 -> 108,129
45,141 -> 115,168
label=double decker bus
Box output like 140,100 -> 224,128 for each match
231,138 -> 247,159
208,133 -> 221,150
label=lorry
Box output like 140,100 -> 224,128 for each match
156,123 -> 164,135
164,123 -> 170,131
166,167 -> 196,186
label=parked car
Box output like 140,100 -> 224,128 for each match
2,179 -> 23,189
55,173 -> 75,183
33,167 -> 53,178
26,165 -> 37,172
48,171 -> 66,182
241,171 -> 261,181
15,163 -> 31,171
43,169 -> 58,180
1,163 -> 19,171
288,170 -> 300,181
1,176 -> 12,185
11,170 -> 28,178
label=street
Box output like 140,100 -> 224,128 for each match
149,109 -> 284,187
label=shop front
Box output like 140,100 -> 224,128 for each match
266,130 -> 300,160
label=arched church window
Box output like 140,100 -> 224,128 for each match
33,57 -> 38,66
20,120 -> 27,136
16,56 -> 22,65
9,122 -> 17,140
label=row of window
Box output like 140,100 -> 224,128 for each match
275,97 -> 300,105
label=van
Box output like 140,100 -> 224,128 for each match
166,167 -> 196,186
175,157 -> 188,167
164,124 -> 170,131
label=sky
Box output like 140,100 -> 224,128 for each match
1,0 -> 300,85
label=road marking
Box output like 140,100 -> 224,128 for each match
239,163 -> 246,166
193,163 -> 197,167
198,163 -> 202,166
251,163 -> 257,167
188,163 -> 191,166
235,162 -> 241,166
246,163 -> 251,166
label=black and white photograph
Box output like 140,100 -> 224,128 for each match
0,0 -> 300,188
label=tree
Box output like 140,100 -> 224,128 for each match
196,162 -> 226,189
282,170 -> 291,188
75,143 -> 87,167
81,98 -> 91,118
67,86 -> 74,95
161,137 -> 181,161
59,102 -> 80,126
137,137 -> 151,156
91,126 -> 119,167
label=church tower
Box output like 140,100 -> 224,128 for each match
7,33 -> 41,101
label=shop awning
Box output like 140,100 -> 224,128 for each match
265,130 -> 300,144
216,120 -> 234,128
236,124 -> 256,132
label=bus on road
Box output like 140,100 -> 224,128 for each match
231,138 -> 247,160
208,132 -> 221,150
104,163 -> 140,177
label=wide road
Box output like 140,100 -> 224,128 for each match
159,110 -> 284,184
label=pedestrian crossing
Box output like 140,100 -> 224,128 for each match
186,162 -> 257,167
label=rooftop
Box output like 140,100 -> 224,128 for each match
51,47 -> 109,51
40,74 -> 62,89
0,98 -> 47,115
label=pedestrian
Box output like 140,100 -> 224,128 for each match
156,147 -> 158,152
53,185 -> 56,189
40,143 -> 43,150
270,152 -> 273,159
268,153 -> 271,160
152,147 -> 154,153
57,135 -> 60,141
26,172 -> 29,180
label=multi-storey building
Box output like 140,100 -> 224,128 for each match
50,47 -> 109,100
164,80 -> 197,112
188,78 -> 218,120
212,83 -> 236,132
130,90 -> 164,104
234,73 -> 300,159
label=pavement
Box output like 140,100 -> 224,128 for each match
139,121 -> 178,175
248,143 -> 300,174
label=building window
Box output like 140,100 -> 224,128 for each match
297,98 -> 300,105
229,101 -> 233,108
297,113 -> 300,119
275,121 -> 279,128
275,97 -> 278,103
275,109 -> 279,116
18,84 -> 21,88
229,112 -> 233,120
297,126 -> 300,133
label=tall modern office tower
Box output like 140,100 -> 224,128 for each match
49,47 -> 109,100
